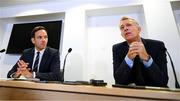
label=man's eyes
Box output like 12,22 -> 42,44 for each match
37,36 -> 48,39
121,24 -> 132,28
120,26 -> 124,30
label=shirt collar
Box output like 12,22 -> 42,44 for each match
34,48 -> 45,55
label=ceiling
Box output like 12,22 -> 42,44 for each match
0,0 -> 58,7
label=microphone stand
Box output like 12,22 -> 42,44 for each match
0,49 -> 5,60
166,51 -> 180,88
0,49 -> 5,53
61,48 -> 72,82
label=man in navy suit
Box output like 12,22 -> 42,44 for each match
7,26 -> 61,81
113,16 -> 168,87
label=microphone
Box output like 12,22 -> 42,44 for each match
166,51 -> 180,88
0,49 -> 5,53
61,48 -> 72,82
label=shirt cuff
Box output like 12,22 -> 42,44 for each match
125,55 -> 133,68
10,72 -> 20,78
10,72 -> 16,78
33,72 -> 36,78
142,57 -> 153,68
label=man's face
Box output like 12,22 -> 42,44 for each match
31,29 -> 48,51
119,19 -> 141,43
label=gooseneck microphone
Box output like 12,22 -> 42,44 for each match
61,48 -> 72,82
0,49 -> 5,53
166,51 -> 180,88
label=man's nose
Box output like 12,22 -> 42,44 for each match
42,38 -> 46,41
124,26 -> 128,31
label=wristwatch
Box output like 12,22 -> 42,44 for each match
143,55 -> 151,62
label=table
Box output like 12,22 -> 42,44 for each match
0,80 -> 180,100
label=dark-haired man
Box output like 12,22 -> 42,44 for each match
7,26 -> 61,81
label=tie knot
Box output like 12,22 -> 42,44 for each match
37,51 -> 40,55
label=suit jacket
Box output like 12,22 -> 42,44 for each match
7,47 -> 61,81
113,38 -> 169,87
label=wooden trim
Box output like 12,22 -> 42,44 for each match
0,80 -> 180,100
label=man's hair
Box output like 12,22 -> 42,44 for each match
31,26 -> 47,38
120,16 -> 139,26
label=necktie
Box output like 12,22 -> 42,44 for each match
132,56 -> 145,86
33,52 -> 40,72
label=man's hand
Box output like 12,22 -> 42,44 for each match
17,60 -> 29,68
15,60 -> 33,78
20,67 -> 33,78
128,42 -> 149,61
13,67 -> 21,78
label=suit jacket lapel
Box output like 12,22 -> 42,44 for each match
141,38 -> 149,51
29,48 -> 35,70
141,38 -> 150,56
39,48 -> 49,72
122,41 -> 129,55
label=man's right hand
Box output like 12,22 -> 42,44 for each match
127,43 -> 138,60
13,68 -> 21,78
13,60 -> 29,78
17,60 -> 29,68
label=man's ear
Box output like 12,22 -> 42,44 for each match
31,38 -> 35,44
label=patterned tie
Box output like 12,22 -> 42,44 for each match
33,52 -> 40,72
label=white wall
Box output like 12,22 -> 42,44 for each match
143,0 -> 180,88
0,0 -> 180,88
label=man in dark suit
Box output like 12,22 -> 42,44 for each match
7,26 -> 61,81
113,16 -> 168,87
